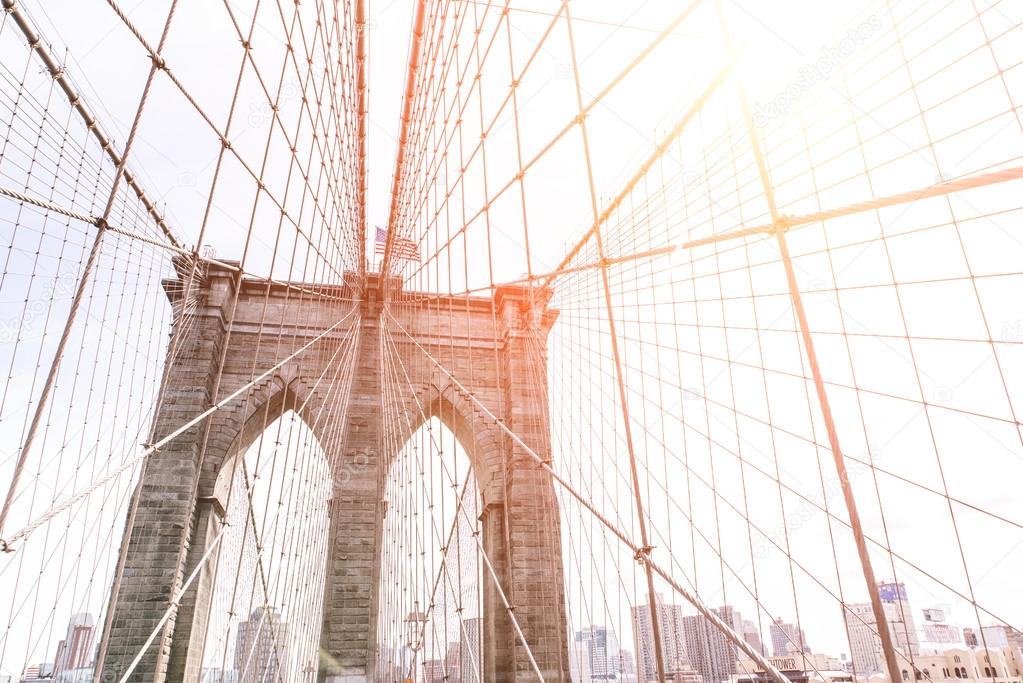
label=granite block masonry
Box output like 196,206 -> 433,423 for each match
99,262 -> 570,682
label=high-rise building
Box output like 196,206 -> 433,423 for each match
616,649 -> 638,680
459,618 -> 483,683
572,625 -> 624,680
769,618 -> 809,656
53,613 -> 95,677
844,582 -> 919,673
879,582 -> 920,657
632,595 -> 688,683
964,628 -> 979,647
234,607 -> 289,683
845,603 -> 884,674
741,621 -> 766,657
445,641 -> 462,683
422,658 -> 446,682
681,607 -> 743,683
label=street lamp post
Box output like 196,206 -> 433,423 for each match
404,604 -> 427,683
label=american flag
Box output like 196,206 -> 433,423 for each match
374,227 -> 420,261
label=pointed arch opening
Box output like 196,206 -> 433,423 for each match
375,409 -> 487,683
201,407 -> 332,681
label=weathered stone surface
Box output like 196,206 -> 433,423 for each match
99,266 -> 569,682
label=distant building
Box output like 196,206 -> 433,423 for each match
877,582 -> 920,657
53,613 -> 95,679
234,608 -> 289,683
963,623 -> 1023,650
616,650 -> 637,680
681,606 -> 743,683
572,625 -> 625,680
854,646 -> 1023,683
769,618 -> 810,656
376,645 -> 409,681
632,595 -> 688,683
844,582 -> 919,673
980,626 -> 1010,648
20,664 -> 52,683
422,658 -> 446,682
920,608 -> 961,648
741,622 -> 766,657
460,617 -> 483,683
1006,627 -> 1023,652
444,641 -> 462,683
54,669 -> 92,683
200,668 -> 238,683
732,653 -> 850,683
667,658 -> 704,683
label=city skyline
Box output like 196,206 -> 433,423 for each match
7,573 -> 1023,683
570,579 -> 1023,683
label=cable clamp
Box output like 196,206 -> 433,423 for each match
149,53 -> 166,70
634,545 -> 654,564
0,538 -> 11,553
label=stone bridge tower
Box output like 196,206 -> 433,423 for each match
99,262 -> 570,682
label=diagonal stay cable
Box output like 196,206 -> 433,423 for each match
0,306 -> 359,551
115,523 -> 228,683
379,316 -> 547,682
0,0 -> 182,249
384,308 -> 792,683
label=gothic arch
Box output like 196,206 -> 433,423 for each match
395,380 -> 506,504
102,267 -> 569,683
206,371 -> 323,505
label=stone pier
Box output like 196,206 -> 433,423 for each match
99,264 -> 570,682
